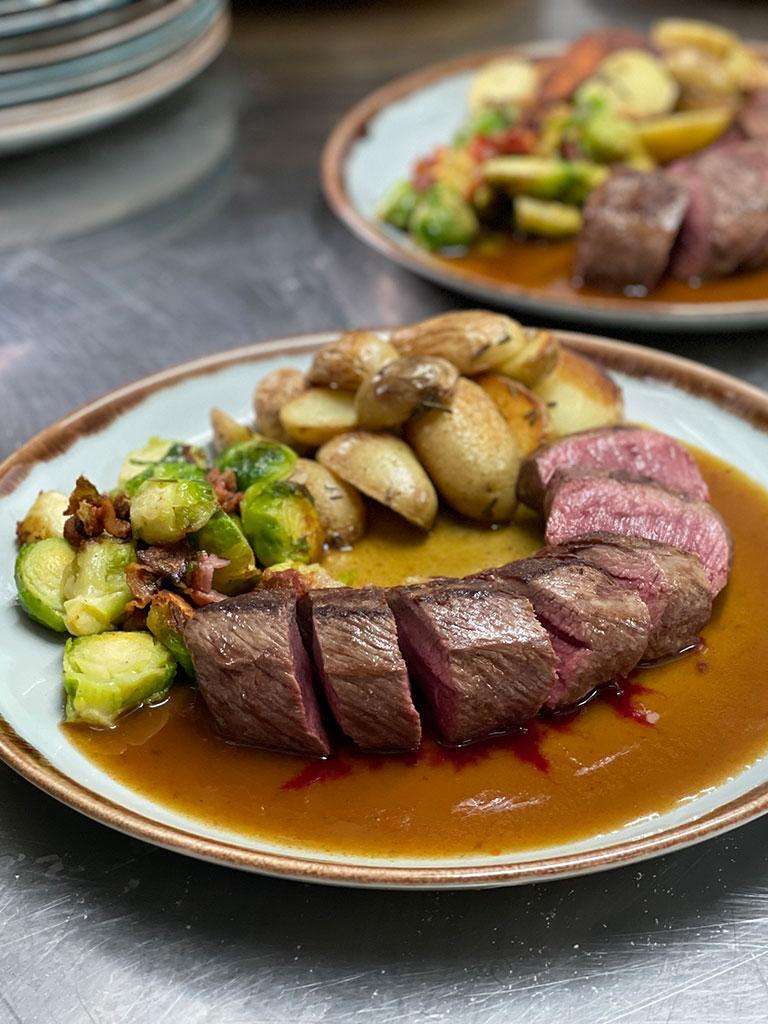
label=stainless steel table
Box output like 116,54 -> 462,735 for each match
2,2 -> 768,1021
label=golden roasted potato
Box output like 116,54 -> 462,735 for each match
637,107 -> 733,163
391,311 -> 526,376
589,49 -> 679,118
289,457 -> 366,547
307,331 -> 397,391
406,377 -> 519,523
279,388 -> 358,448
663,48 -> 739,110
530,348 -> 623,438
210,408 -> 254,453
355,356 -> 459,430
495,328 -> 560,387
318,432 -> 437,530
651,18 -> 738,59
476,374 -> 550,456
468,58 -> 539,113
254,368 -> 307,446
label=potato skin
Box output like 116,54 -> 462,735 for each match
355,356 -> 459,430
289,457 -> 366,547
318,432 -> 437,530
279,387 -> 358,448
495,328 -> 560,387
210,408 -> 254,453
254,368 -> 307,446
531,348 -> 623,438
308,331 -> 397,391
406,377 -> 519,523
391,311 -> 526,375
476,374 -> 550,457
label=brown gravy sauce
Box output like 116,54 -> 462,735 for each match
66,450 -> 768,858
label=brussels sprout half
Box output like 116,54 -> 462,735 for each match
117,436 -> 208,490
130,478 -> 217,545
62,537 -> 136,636
410,185 -> 479,251
16,490 -> 68,545
146,592 -> 195,678
122,459 -> 206,498
240,480 -> 324,567
216,438 -> 297,493
15,537 -> 76,632
192,510 -> 259,594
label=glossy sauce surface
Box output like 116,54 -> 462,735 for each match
67,451 -> 768,858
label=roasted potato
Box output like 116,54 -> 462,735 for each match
210,408 -> 254,453
279,387 -> 358,448
468,58 -> 539,113
289,457 -> 366,547
355,356 -> 459,430
307,331 -> 397,391
406,377 -> 519,523
530,348 -> 623,437
663,47 -> 739,110
476,374 -> 550,456
495,328 -> 560,387
587,49 -> 679,119
651,18 -> 737,59
637,107 -> 732,163
391,311 -> 526,376
254,368 -> 307,446
318,432 -> 437,530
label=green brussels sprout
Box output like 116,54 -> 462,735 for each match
15,537 -> 76,632
16,490 -> 68,545
483,156 -> 608,205
240,480 -> 324,567
117,437 -> 208,489
63,631 -> 176,728
192,510 -> 259,595
62,537 -> 135,636
377,179 -> 420,230
216,438 -> 297,493
122,459 -> 206,498
515,196 -> 583,238
146,591 -> 195,678
453,105 -> 517,146
577,110 -> 639,163
410,185 -> 479,251
130,478 -> 217,545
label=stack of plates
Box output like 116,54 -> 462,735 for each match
0,0 -> 229,152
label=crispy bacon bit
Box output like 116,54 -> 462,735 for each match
469,126 -> 537,162
137,543 -> 191,584
122,602 -> 149,630
125,563 -> 161,607
188,551 -> 229,595
63,475 -> 132,546
207,467 -> 242,514
411,148 -> 443,191
186,589 -> 227,607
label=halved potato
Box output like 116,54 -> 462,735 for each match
406,377 -> 519,523
476,373 -> 550,456
637,107 -> 733,162
355,356 -> 459,430
651,18 -> 738,59
254,368 -> 307,446
210,408 -> 254,453
279,388 -> 358,448
391,311 -> 526,376
530,348 -> 623,437
289,457 -> 366,547
590,48 -> 679,119
664,48 -> 739,110
495,328 -> 560,387
468,58 -> 539,113
308,331 -> 398,391
318,432 -> 437,530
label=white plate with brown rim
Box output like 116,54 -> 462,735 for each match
2,329 -> 768,889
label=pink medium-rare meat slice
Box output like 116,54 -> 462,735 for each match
541,532 -> 713,662
388,578 -> 556,744
184,591 -> 330,757
477,559 -> 650,709
305,587 -> 421,751
574,169 -> 689,292
517,426 -> 709,511
544,474 -> 732,595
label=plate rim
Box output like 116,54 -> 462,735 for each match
2,329 -> 768,889
320,40 -> 768,332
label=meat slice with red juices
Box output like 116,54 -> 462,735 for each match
184,591 -> 330,757
388,578 -> 556,744
477,559 -> 650,710
517,426 -> 709,512
540,532 -> 713,662
304,587 -> 421,751
544,473 -> 732,595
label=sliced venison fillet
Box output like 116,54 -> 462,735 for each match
477,559 -> 650,709
305,587 -> 421,751
575,169 -> 689,292
541,532 -> 712,661
388,578 -> 555,744
544,473 -> 732,595
184,591 -> 330,757
517,425 -> 709,511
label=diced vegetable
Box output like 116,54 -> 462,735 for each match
288,458 -> 366,547
515,196 -> 582,238
377,179 -> 420,230
355,356 -> 459,429
637,107 -> 732,163
210,408 -> 254,453
193,510 -> 258,594
217,438 -> 297,493
122,459 -> 206,498
279,388 -> 358,448
240,480 -> 324,567
63,632 -> 176,728
146,592 -> 195,678
15,537 -> 76,632
409,185 -> 479,250
468,58 -> 538,113
253,368 -> 307,446
476,374 -> 550,457
483,156 -> 608,204
586,49 -> 679,119
62,537 -> 135,636
16,490 -> 68,545
308,332 -> 397,391
130,478 -> 217,546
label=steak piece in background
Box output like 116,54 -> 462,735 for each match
478,559 -> 650,709
305,587 -> 421,751
544,473 -> 732,595
388,578 -> 555,744
541,532 -> 713,662
738,88 -> 768,140
517,425 -> 709,511
184,591 -> 330,757
574,169 -> 689,292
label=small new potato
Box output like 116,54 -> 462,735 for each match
254,368 -> 307,445
589,49 -> 679,118
651,18 -> 738,59
406,377 -> 519,523
307,331 -> 397,391
318,432 -> 437,530
530,348 -> 623,438
288,458 -> 365,547
495,328 -> 560,387
664,47 -> 738,110
210,408 -> 254,452
391,310 -> 526,376
16,490 -> 68,545
355,356 -> 459,430
468,57 -> 539,113
476,373 -> 550,457
279,387 -> 358,448
240,480 -> 324,566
